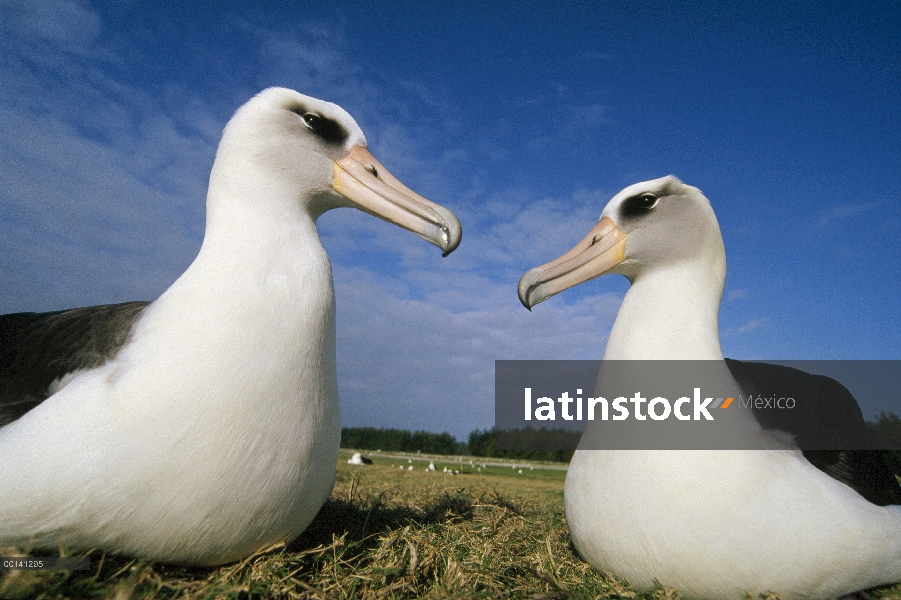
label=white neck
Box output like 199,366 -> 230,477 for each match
604,261 -> 725,361
594,257 -> 774,447
124,171 -> 337,418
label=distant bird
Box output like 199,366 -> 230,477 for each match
0,88 -> 461,566
518,176 -> 901,599
347,453 -> 372,465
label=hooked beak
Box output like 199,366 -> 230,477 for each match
518,216 -> 627,309
332,145 -> 462,256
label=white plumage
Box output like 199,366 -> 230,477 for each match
0,88 -> 460,565
519,176 -> 901,599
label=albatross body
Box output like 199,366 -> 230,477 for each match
0,87 -> 461,565
518,176 -> 901,599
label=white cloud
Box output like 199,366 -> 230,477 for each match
723,317 -> 771,338
1,0 -> 101,49
0,101 -> 211,312
323,182 -> 624,438
814,202 -> 877,229
565,103 -> 615,132
333,266 -> 621,438
0,6 -> 627,440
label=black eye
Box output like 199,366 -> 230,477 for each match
302,113 -> 323,130
299,112 -> 348,145
620,193 -> 659,219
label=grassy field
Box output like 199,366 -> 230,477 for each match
2,450 -> 901,599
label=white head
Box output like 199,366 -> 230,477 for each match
519,176 -> 725,308
208,87 -> 461,255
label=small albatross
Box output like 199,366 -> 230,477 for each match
518,176 -> 901,599
0,87 -> 461,565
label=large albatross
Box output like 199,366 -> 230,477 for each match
0,87 -> 461,565
518,176 -> 901,599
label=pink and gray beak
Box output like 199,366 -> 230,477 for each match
332,145 -> 461,256
518,216 -> 628,309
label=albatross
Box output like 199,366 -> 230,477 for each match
518,176 -> 901,599
0,87 -> 461,565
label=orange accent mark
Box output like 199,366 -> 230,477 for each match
720,397 -> 734,409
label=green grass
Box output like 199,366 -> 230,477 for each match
2,450 -> 901,599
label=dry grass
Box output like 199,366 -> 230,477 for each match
2,451 -> 901,600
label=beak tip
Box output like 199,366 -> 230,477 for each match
432,213 -> 461,257
440,237 -> 459,257
517,287 -> 533,311
518,270 -> 540,310
444,221 -> 462,256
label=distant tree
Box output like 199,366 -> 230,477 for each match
341,427 -> 463,455
868,412 -> 901,475
468,427 -> 574,463
468,428 -> 496,457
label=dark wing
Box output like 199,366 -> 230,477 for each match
725,358 -> 901,506
0,301 -> 149,427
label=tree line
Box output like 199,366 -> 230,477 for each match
340,427 -> 465,456
342,413 -> 901,468
340,426 -> 576,463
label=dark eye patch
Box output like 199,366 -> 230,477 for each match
287,105 -> 348,145
620,193 -> 659,219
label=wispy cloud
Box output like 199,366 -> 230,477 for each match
565,103 -> 615,131
0,7 -> 470,315
2,0 -> 102,52
0,101 -> 208,306
0,4 -> 628,439
814,202 -> 878,229
0,3 -> 217,312
324,182 -> 625,437
522,100 -> 617,152
334,267 -> 621,437
723,317 -> 771,337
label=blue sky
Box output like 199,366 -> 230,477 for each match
1,1 -> 899,439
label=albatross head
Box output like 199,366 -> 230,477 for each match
210,87 -> 461,256
518,175 -> 725,308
